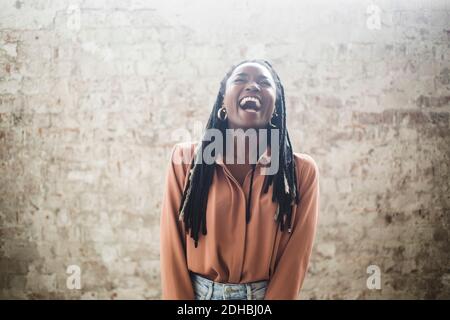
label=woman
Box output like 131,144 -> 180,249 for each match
160,59 -> 319,300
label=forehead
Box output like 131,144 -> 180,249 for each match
231,63 -> 273,79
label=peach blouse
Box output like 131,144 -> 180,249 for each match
160,141 -> 320,300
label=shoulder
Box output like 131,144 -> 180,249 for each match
292,152 -> 319,189
170,141 -> 199,164
293,152 -> 319,173
166,141 -> 199,188
171,141 -> 198,155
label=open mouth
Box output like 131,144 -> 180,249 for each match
238,96 -> 262,112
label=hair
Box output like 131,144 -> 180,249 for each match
178,59 -> 301,248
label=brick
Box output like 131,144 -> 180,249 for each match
1,0 -> 449,301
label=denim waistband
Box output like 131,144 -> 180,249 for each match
189,272 -> 268,300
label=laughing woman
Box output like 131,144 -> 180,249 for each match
160,59 -> 320,300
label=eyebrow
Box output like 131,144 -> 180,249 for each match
234,72 -> 271,80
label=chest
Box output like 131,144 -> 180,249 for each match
224,163 -> 254,188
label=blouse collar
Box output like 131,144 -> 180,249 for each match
214,145 -> 272,168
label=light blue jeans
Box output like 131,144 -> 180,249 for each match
190,272 -> 268,300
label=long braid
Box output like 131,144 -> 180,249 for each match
178,59 -> 301,247
262,62 -> 300,232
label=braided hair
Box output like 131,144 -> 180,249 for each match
178,59 -> 301,248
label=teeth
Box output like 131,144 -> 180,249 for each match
239,96 -> 261,108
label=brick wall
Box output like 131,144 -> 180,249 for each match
0,0 -> 449,299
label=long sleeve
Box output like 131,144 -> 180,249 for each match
264,155 -> 320,300
159,144 -> 195,300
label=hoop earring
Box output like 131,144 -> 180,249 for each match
217,106 -> 227,121
269,111 -> 278,128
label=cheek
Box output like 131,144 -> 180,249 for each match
223,88 -> 237,107
264,96 -> 276,114
264,89 -> 276,105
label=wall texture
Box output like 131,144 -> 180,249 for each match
0,0 -> 449,299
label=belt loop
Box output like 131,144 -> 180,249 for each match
246,284 -> 252,300
205,282 -> 213,300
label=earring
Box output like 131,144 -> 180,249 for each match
217,106 -> 228,121
269,111 -> 278,128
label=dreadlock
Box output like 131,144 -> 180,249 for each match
178,59 -> 301,248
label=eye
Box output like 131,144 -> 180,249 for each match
234,78 -> 244,83
260,80 -> 271,86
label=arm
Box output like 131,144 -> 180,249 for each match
264,155 -> 320,300
160,144 -> 195,299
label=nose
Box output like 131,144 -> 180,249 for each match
245,81 -> 261,92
